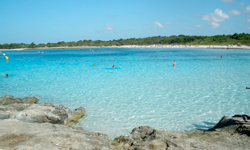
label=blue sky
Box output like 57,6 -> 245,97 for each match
0,0 -> 250,44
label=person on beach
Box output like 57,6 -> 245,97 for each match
5,74 -> 8,77
173,60 -> 176,67
111,65 -> 115,69
246,87 -> 250,89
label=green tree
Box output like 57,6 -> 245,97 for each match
30,42 -> 36,48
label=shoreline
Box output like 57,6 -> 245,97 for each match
0,44 -> 250,51
0,95 -> 249,149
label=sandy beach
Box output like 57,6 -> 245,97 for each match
0,44 -> 250,51
118,44 -> 250,49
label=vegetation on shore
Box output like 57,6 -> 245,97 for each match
0,33 -> 249,49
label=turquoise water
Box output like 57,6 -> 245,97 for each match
1,48 -> 250,138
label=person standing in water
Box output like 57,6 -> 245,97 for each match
173,60 -> 176,67
5,74 -> 8,77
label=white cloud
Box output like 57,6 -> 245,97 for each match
105,24 -> 113,31
221,0 -> 234,4
211,9 -> 229,22
229,9 -> 241,16
247,6 -> 250,16
210,22 -> 220,28
195,25 -> 202,28
202,9 -> 229,28
154,21 -> 164,28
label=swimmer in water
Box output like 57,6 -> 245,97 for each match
246,87 -> 250,89
5,74 -> 8,77
111,65 -> 115,69
94,63 -> 96,66
173,60 -> 176,67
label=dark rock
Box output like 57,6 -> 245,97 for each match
210,114 -> 250,135
110,126 -> 175,149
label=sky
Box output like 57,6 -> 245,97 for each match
0,0 -> 250,44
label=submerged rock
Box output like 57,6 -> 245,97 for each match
0,95 -> 39,105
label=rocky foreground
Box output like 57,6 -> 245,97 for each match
0,95 -> 249,150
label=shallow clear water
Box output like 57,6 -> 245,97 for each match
1,48 -> 250,138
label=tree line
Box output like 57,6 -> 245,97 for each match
0,33 -> 249,49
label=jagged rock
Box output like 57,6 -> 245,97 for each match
0,95 -> 86,126
67,106 -> 87,126
0,112 -> 10,119
0,95 -> 39,105
110,126 -> 250,150
1,96 -> 250,150
210,114 -> 250,135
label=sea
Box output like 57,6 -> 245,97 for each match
0,48 -> 249,138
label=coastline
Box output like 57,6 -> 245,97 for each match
120,44 -> 250,49
0,44 -> 250,51
0,95 -> 249,150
